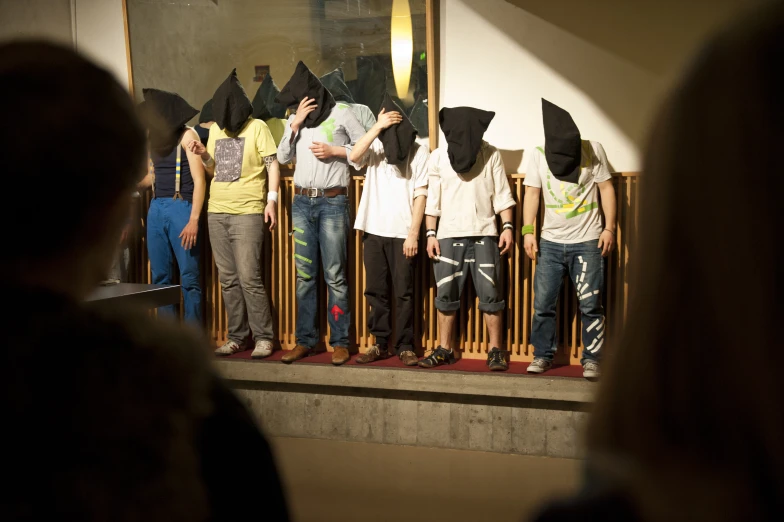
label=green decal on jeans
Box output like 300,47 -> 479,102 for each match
294,253 -> 313,264
294,238 -> 307,246
297,269 -> 311,280
293,227 -> 304,234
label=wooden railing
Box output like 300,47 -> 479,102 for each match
128,172 -> 639,365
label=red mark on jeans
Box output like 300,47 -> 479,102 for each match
331,305 -> 345,322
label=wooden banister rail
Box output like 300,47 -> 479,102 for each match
128,172 -> 640,365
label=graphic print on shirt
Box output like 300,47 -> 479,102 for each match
536,146 -> 596,219
319,118 -> 337,142
214,136 -> 245,182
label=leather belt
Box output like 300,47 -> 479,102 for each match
295,186 -> 348,198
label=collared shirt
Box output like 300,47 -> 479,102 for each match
524,140 -> 611,244
351,140 -> 430,239
277,103 -> 366,189
426,141 -> 516,239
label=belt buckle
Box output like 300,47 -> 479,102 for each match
307,187 -> 320,198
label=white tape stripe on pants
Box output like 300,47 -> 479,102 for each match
477,268 -> 495,287
437,271 -> 463,287
436,255 -> 459,266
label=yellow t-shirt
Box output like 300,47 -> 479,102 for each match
207,118 -> 277,215
264,118 -> 286,147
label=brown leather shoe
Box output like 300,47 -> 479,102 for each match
398,350 -> 419,366
281,345 -> 311,364
356,344 -> 390,364
332,346 -> 351,366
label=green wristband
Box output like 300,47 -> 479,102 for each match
521,224 -> 535,236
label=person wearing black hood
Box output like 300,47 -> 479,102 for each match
250,72 -> 288,146
320,67 -> 377,132
348,94 -> 430,366
423,107 -> 516,371
523,100 -> 616,380
187,70 -> 281,359
137,88 -> 205,323
195,99 -> 214,146
275,61 -> 367,366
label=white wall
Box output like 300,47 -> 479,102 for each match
439,0 -> 762,172
73,0 -> 130,90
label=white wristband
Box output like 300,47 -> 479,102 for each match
267,191 -> 278,203
203,156 -> 215,167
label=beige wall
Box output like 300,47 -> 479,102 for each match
0,0 -> 73,45
0,0 -> 130,90
440,0 -> 763,172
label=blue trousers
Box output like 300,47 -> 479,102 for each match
531,239 -> 605,363
292,194 -> 351,349
147,198 -> 202,323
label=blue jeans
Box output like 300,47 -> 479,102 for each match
147,198 -> 202,322
531,239 -> 605,363
292,194 -> 351,349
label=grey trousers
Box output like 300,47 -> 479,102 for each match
208,213 -> 274,343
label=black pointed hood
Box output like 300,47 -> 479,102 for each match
274,61 -> 335,128
354,56 -> 387,117
439,106 -> 495,174
198,99 -> 213,123
251,73 -> 287,121
542,99 -> 581,183
320,68 -> 355,104
212,69 -> 253,133
378,93 -> 418,166
138,88 -> 199,150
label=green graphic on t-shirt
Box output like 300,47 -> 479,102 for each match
536,146 -> 592,219
320,118 -> 337,141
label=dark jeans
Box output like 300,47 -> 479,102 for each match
147,198 -> 202,322
291,194 -> 351,349
363,233 -> 415,354
531,239 -> 605,363
208,213 -> 274,344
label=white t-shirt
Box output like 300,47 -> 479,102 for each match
425,142 -> 516,239
524,140 -> 612,244
352,140 -> 430,238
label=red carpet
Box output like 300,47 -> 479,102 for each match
220,349 -> 584,378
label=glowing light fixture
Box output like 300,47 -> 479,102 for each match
391,0 -> 413,99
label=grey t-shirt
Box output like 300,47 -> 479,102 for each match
277,102 -> 367,189
349,103 -> 377,132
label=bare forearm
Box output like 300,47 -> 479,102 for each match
523,187 -> 541,225
409,195 -> 427,238
267,158 -> 281,193
500,208 -> 514,224
349,124 -> 382,164
425,215 -> 438,231
599,183 -> 617,230
137,172 -> 153,190
190,177 -> 205,221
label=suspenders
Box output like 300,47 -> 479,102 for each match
152,141 -> 184,200
173,144 -> 183,200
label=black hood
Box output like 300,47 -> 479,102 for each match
353,56 -> 387,117
408,97 -> 429,138
251,73 -> 287,121
198,99 -> 213,123
212,69 -> 253,133
542,99 -> 581,183
275,61 -> 335,128
439,106 -> 495,174
138,88 -> 199,150
378,93 -> 418,166
320,68 -> 355,103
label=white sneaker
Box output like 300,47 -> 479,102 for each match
215,340 -> 243,356
582,360 -> 601,380
527,358 -> 553,374
252,340 -> 274,359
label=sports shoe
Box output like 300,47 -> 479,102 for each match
399,350 -> 419,366
251,340 -> 274,359
418,346 -> 455,368
527,358 -> 553,374
582,360 -> 601,380
215,340 -> 244,356
356,344 -> 390,364
486,347 -> 509,371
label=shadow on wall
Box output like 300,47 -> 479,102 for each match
472,0 -> 758,152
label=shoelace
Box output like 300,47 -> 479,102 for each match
489,350 -> 507,365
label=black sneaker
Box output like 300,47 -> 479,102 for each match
418,346 -> 455,368
487,347 -> 509,371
